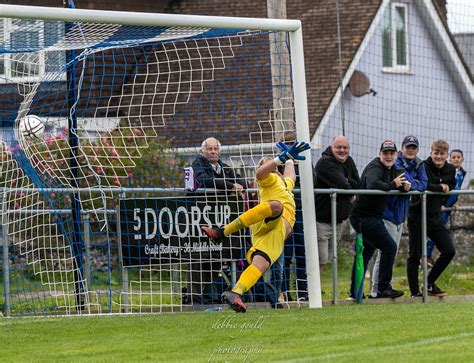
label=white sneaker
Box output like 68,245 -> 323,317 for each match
278,292 -> 288,302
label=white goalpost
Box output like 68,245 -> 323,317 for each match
0,4 -> 321,316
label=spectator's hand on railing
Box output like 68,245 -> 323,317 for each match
402,180 -> 412,192
440,183 -> 450,193
393,173 -> 406,188
232,183 -> 245,199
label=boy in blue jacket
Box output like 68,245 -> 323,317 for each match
370,136 -> 428,298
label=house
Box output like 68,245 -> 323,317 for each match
454,33 -> 474,74
1,0 -> 472,182
310,0 -> 474,184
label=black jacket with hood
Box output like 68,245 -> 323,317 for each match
410,156 -> 456,215
314,146 -> 360,223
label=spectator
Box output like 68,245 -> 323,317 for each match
349,140 -> 406,299
314,135 -> 360,273
426,149 -> 466,266
202,140 -> 310,312
370,135 -> 428,298
187,137 -> 246,305
407,140 -> 456,297
192,137 -> 246,195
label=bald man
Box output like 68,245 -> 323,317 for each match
192,137 -> 246,194
313,136 -> 360,272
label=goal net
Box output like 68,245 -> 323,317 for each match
0,6 -> 317,316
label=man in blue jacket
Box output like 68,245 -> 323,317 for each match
369,136 -> 428,298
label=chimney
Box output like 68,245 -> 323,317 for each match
434,0 -> 448,23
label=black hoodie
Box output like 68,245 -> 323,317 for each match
351,157 -> 401,218
410,156 -> 456,215
314,146 -> 360,223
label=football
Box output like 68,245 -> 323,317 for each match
19,114 -> 45,140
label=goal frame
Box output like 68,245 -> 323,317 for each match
0,4 -> 321,309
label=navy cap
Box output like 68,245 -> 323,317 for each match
402,135 -> 419,147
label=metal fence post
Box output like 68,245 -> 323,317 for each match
83,212 -> 91,292
116,191 -> 129,313
421,193 -> 428,303
331,192 -> 338,305
1,203 -> 10,317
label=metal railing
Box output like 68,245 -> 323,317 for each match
1,187 -> 473,316
317,188 -> 473,304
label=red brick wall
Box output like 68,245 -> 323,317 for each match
0,0 -> 169,12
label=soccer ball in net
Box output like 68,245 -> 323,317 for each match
19,115 -> 45,140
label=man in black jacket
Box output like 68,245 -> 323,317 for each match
188,137 -> 246,305
349,140 -> 407,299
314,135 -> 360,272
407,139 -> 456,297
192,137 -> 246,195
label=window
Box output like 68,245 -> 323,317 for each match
382,2 -> 409,72
0,18 -> 65,83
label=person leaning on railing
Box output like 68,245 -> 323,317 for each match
426,148 -> 466,267
407,139 -> 456,298
192,137 -> 246,197
348,140 -> 407,300
369,135 -> 428,298
186,137 -> 247,305
313,135 -> 360,274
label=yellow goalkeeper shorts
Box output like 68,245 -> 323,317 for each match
246,216 -> 287,265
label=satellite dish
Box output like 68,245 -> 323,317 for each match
348,70 -> 377,97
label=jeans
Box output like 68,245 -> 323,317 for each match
407,212 -> 455,294
370,219 -> 404,296
349,216 -> 397,295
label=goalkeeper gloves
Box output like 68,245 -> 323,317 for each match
275,141 -> 311,164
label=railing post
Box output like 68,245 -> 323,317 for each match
421,193 -> 428,303
1,192 -> 10,317
116,191 -> 129,313
331,192 -> 338,305
83,212 -> 91,292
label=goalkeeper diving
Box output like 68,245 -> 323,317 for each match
202,140 -> 311,312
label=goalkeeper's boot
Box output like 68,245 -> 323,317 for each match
201,226 -> 225,242
221,291 -> 246,313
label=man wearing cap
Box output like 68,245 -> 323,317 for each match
349,140 -> 407,299
369,136 -> 428,298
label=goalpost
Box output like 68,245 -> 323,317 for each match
0,4 -> 320,316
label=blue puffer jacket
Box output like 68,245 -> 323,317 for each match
383,153 -> 428,225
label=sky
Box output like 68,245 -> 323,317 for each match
447,0 -> 474,33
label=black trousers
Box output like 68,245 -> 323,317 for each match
407,212 -> 456,295
349,216 -> 397,295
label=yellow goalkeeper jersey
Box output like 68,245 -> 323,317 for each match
257,173 -> 296,227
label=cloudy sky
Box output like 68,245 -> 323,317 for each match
447,0 -> 474,33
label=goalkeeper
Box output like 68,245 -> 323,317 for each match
202,140 -> 311,312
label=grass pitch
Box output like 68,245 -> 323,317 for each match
1,301 -> 473,362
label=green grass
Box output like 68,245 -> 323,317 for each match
1,302 -> 474,362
